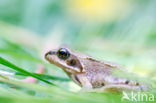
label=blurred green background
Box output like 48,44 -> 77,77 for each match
0,0 -> 156,103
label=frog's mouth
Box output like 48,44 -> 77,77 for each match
45,52 -> 80,74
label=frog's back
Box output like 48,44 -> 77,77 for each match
81,57 -> 123,74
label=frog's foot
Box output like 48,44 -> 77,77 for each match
22,64 -> 45,83
82,84 -> 151,93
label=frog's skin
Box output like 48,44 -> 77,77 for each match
45,46 -> 149,92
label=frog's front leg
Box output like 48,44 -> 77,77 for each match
72,73 -> 92,90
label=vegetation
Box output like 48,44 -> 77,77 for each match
0,0 -> 156,103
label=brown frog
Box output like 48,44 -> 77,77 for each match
45,46 -> 149,92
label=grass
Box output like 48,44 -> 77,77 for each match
0,57 -> 53,85
0,77 -> 123,103
0,38 -> 155,103
0,0 -> 156,103
0,55 -> 123,103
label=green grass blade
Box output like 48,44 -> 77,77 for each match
0,57 -> 55,85
15,72 -> 70,81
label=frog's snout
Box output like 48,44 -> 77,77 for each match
45,51 -> 56,58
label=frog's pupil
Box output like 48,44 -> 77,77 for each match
57,48 -> 70,60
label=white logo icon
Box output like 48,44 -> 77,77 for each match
122,91 -> 154,102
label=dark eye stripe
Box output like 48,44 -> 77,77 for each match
70,59 -> 76,65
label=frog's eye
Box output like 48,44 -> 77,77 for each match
57,48 -> 70,60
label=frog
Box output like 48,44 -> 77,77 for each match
45,46 -> 150,92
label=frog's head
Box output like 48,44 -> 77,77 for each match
45,46 -> 84,74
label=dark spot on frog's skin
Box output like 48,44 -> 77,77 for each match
101,83 -> 105,86
93,82 -> 105,88
67,59 -> 77,66
136,82 -> 139,86
125,80 -> 129,84
70,59 -> 77,66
